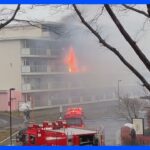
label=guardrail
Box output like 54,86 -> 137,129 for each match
32,98 -> 118,111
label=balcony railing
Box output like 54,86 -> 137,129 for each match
22,84 -> 31,91
22,82 -> 82,92
30,48 -> 51,56
21,48 -> 52,56
30,65 -> 47,72
22,65 -> 47,73
22,83 -> 48,91
22,65 -> 66,73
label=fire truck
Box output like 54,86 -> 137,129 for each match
16,119 -> 105,146
64,107 -> 84,128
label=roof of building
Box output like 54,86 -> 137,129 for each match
4,21 -> 65,28
0,36 -> 69,43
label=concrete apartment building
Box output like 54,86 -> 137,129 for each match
0,23 -> 102,111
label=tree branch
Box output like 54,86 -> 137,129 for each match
104,4 -> 150,72
122,5 -> 150,18
0,4 -> 21,29
73,4 -> 150,92
147,4 -> 150,17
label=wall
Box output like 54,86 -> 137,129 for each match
0,40 -> 22,111
0,90 -> 22,111
0,26 -> 42,39
0,40 -> 22,90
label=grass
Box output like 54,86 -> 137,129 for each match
0,128 -> 18,145
0,130 -> 11,141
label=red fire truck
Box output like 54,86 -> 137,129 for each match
16,119 -> 105,146
64,107 -> 84,128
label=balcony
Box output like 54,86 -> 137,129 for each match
21,48 -> 58,58
22,83 -> 48,91
21,65 -> 67,75
22,83 -> 31,91
22,65 -> 47,73
22,82 -> 84,93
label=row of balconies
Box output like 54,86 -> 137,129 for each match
22,82 -> 83,92
21,65 -> 66,73
21,48 -> 59,57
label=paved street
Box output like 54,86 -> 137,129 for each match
81,101 -> 127,145
0,113 -> 23,130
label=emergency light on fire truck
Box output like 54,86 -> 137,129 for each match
65,107 -> 84,116
64,107 -> 85,128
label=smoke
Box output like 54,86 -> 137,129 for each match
58,9 -> 147,97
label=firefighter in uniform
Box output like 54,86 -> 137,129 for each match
130,127 -> 136,145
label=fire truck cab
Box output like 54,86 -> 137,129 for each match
64,107 -> 84,128
16,120 -> 105,146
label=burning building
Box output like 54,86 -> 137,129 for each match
0,22 -> 103,111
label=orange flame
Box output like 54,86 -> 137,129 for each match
65,47 -> 79,73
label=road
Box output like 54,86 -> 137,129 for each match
81,101 -> 127,145
0,100 -> 127,145
0,113 -> 23,130
85,117 -> 126,145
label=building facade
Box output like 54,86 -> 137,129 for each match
0,23 -> 104,111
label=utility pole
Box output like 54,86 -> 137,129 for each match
118,80 -> 122,100
9,88 -> 15,146
117,80 -> 122,111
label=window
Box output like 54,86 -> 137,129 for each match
66,118 -> 82,126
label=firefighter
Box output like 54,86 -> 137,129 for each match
23,106 -> 30,120
129,127 -> 136,145
23,106 -> 30,128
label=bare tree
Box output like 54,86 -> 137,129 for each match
147,4 -> 150,17
122,5 -> 150,18
119,97 -> 145,122
104,5 -> 150,71
73,4 -> 150,92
